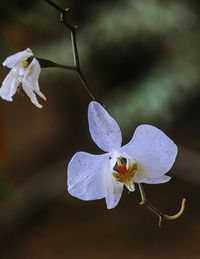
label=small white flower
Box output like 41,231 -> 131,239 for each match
67,101 -> 178,209
0,48 -> 46,108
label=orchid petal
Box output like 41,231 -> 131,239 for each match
67,152 -> 109,201
3,48 -> 33,69
22,58 -> 46,108
122,124 -> 178,179
134,174 -> 171,184
105,169 -> 124,209
0,70 -> 19,101
22,86 -> 42,108
88,101 -> 122,152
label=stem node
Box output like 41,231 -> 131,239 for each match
44,0 -> 97,101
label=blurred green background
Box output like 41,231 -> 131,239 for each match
0,0 -> 200,258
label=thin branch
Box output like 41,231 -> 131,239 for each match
44,0 -> 64,13
75,70 -> 96,102
36,57 -> 76,71
44,0 -> 96,101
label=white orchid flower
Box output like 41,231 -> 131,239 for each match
67,101 -> 178,209
0,48 -> 46,108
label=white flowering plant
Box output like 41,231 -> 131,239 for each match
0,0 -> 186,227
68,101 -> 177,208
0,48 -> 46,108
67,101 -> 185,226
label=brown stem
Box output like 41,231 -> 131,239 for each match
44,0 -> 96,101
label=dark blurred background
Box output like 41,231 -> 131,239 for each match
0,0 -> 200,258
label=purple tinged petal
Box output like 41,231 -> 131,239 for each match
0,70 -> 19,101
105,168 -> 124,209
88,101 -> 122,152
134,174 -> 171,184
3,48 -> 33,69
22,58 -> 46,108
122,124 -> 178,180
67,152 -> 109,201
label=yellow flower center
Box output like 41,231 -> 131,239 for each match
112,156 -> 137,185
21,59 -> 29,68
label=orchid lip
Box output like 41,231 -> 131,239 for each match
111,155 -> 138,188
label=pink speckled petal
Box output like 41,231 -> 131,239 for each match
88,101 -> 122,152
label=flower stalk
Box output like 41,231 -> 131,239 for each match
44,2 -> 186,226
44,0 -> 96,101
138,183 -> 186,227
36,57 -> 76,71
